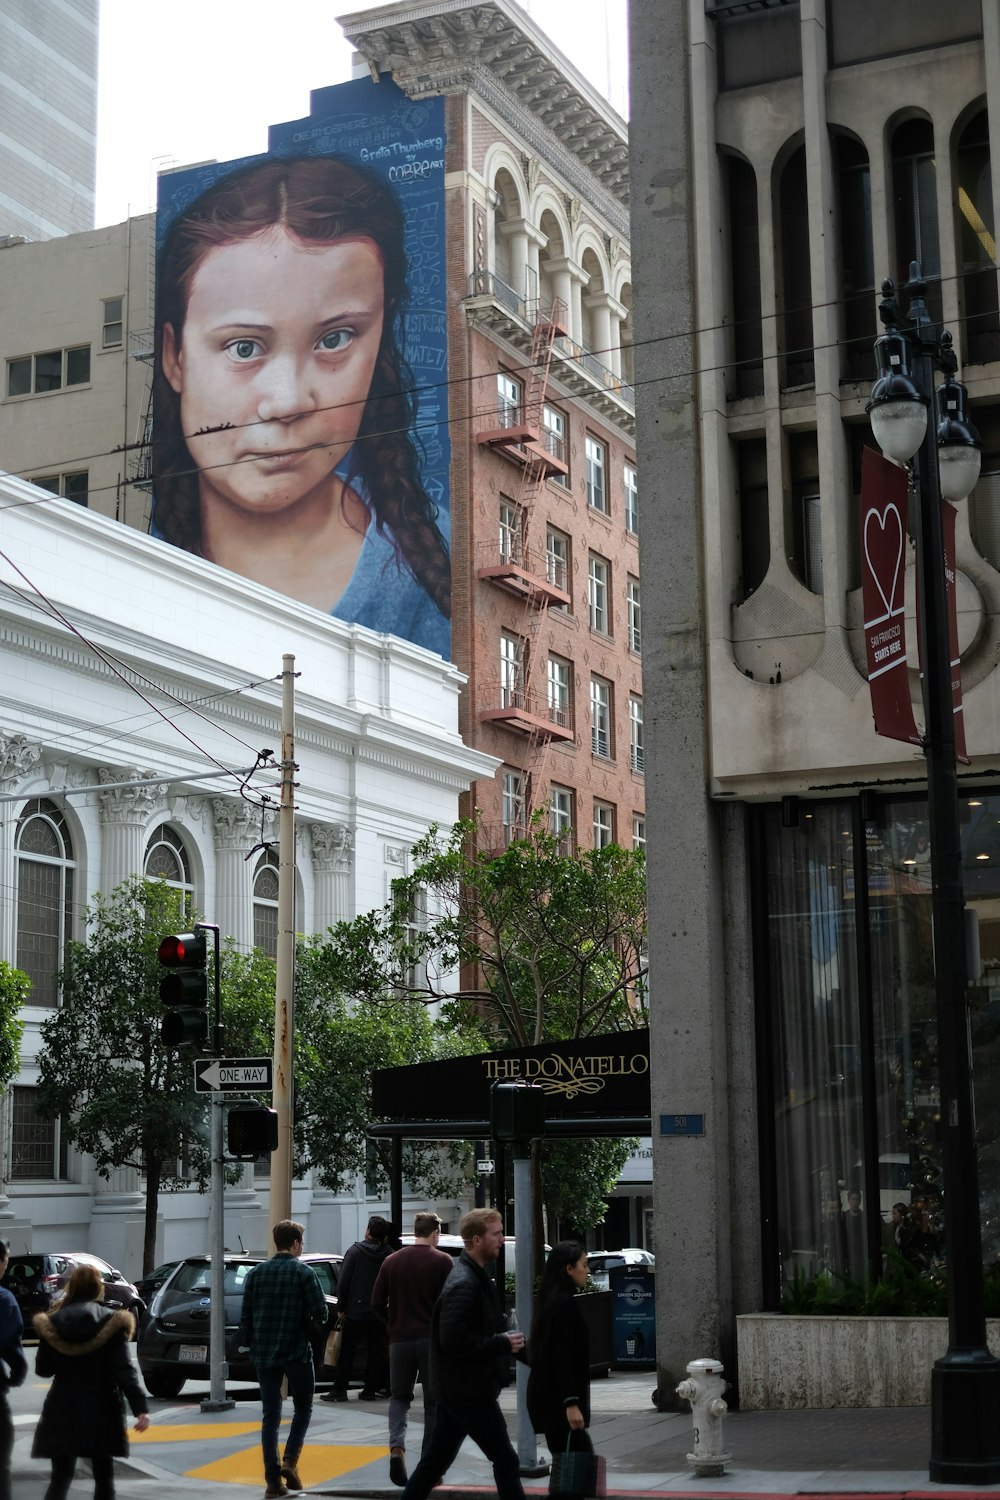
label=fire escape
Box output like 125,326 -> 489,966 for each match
476,301 -> 573,825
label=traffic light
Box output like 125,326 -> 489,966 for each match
227,1104 -> 278,1160
158,931 -> 209,1047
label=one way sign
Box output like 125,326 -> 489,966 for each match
194,1057 -> 273,1094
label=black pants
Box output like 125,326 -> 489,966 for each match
45,1453 -> 116,1500
401,1397 -> 525,1500
334,1317 -> 387,1395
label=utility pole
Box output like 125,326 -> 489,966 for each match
270,655 -> 297,1235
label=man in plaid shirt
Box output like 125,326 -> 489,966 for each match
240,1220 -> 328,1498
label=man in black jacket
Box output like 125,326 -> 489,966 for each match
323,1215 -> 394,1402
400,1208 -> 525,1500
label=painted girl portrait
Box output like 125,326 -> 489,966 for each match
153,155 -> 451,657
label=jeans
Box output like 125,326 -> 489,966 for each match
401,1397 -> 525,1500
258,1360 -> 315,1485
44,1454 -> 115,1500
388,1336 -> 435,1454
334,1318 -> 386,1395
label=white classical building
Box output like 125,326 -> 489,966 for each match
0,469 -> 495,1275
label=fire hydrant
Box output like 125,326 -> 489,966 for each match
675,1358 -> 730,1477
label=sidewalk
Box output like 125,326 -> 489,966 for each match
11,1370 -> 1000,1500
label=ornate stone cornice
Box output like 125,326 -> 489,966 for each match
0,731 -> 42,791
337,0 -> 629,228
98,766 -> 165,824
212,798 -> 260,852
311,822 -> 355,873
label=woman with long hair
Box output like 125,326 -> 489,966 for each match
32,1262 -> 150,1500
153,153 -> 451,655
527,1241 -> 592,1457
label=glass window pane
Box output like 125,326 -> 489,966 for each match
763,802 -> 870,1288
10,1087 -> 56,1179
34,351 -> 62,392
66,346 -> 91,386
63,472 -> 89,505
7,358 -> 32,397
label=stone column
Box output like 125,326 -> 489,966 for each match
212,799 -> 259,951
310,824 -> 355,929
98,767 -> 164,891
500,218 -> 529,299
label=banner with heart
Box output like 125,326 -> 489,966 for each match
861,446 -> 921,747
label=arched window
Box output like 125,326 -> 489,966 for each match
724,154 -> 763,398
778,144 -> 814,388
892,117 -> 942,325
580,247 -> 603,355
956,110 -> 999,366
834,134 -> 875,382
537,208 -> 564,320
15,798 -> 74,1007
619,282 -> 635,389
144,825 -> 194,913
492,168 -> 520,296
253,850 -> 280,959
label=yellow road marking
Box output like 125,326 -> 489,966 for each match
132,1421 -> 269,1443
186,1442 -> 388,1486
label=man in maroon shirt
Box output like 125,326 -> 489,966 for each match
372,1212 -> 454,1486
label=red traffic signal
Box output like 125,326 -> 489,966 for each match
158,930 -> 208,1047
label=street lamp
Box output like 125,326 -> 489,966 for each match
867,262 -> 1000,1483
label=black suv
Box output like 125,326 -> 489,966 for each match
137,1252 -> 343,1398
1,1252 -> 145,1331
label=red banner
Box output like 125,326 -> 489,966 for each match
861,447 -> 921,748
942,500 -> 970,764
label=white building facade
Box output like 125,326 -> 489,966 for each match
0,470 -> 495,1275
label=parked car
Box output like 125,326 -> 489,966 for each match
399,1233 -> 465,1257
134,1260 -> 183,1309
137,1251 -> 344,1398
1,1252 -> 146,1333
586,1248 -> 655,1290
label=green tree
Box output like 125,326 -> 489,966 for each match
322,814 -> 648,1045
36,879 -> 462,1274
318,815 -> 648,1250
0,962 -> 27,1189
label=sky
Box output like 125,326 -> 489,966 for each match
94,0 -> 629,230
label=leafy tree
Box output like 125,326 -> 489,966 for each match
36,879 -> 463,1274
36,878 -> 276,1274
0,962 -> 27,1189
318,816 -> 648,1254
321,814 -> 648,1046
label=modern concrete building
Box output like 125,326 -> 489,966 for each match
0,0 -> 98,241
630,1 -> 1000,1394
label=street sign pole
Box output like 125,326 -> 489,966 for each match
202,1089 -> 233,1412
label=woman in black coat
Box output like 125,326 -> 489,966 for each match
527,1241 -> 592,1456
32,1262 -> 150,1500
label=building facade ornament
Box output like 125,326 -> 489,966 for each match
0,731 -> 42,790
97,767 -> 165,824
310,822 -> 355,873
212,797 -> 260,853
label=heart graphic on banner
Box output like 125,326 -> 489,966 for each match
864,503 -> 904,618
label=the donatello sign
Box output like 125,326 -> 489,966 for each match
372,1029 -> 650,1122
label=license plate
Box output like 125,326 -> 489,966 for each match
179,1344 -> 207,1363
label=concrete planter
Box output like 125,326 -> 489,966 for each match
737,1313 -> 1000,1409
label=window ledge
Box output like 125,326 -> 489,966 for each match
3,383 -> 92,403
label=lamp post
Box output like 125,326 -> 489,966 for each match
867,262 -> 1000,1482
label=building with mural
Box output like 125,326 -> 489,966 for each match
0,0 -> 645,1266
630,0 -> 1000,1396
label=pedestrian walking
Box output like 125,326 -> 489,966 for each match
31,1261 -> 149,1500
0,1238 -> 27,1500
239,1219 -> 329,1499
322,1215 -> 393,1403
400,1208 -> 526,1500
527,1242 -> 592,1457
371,1211 -> 454,1486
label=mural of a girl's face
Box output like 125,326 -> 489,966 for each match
162,226 -> 385,520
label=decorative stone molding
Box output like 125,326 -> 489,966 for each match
0,731 -> 42,790
384,843 -> 409,867
98,766 -> 165,824
310,823 -> 355,873
212,798 -> 260,853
